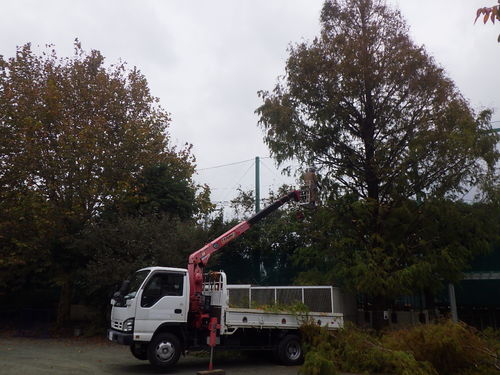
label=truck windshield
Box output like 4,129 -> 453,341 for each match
124,270 -> 150,299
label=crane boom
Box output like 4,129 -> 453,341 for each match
187,190 -> 301,327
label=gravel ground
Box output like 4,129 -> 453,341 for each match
0,336 -> 301,375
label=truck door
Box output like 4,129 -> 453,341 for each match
134,271 -> 188,339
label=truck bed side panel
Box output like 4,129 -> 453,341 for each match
224,307 -> 343,331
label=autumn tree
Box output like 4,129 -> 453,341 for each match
257,0 -> 499,328
0,42 -> 198,325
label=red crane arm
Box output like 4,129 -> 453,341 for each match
187,220 -> 251,300
188,221 -> 250,268
187,190 -> 301,325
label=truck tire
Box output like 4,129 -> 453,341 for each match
147,332 -> 182,369
130,342 -> 148,360
275,334 -> 304,365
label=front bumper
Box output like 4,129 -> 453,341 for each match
107,328 -> 133,346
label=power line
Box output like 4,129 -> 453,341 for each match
197,158 -> 299,191
197,158 -> 253,171
198,156 -> 301,172
220,161 -> 255,203
260,159 -> 283,180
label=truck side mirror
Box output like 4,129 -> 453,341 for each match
118,280 -> 130,295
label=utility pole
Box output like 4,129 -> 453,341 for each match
255,156 -> 260,213
448,283 -> 458,323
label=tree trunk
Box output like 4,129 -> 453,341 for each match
56,276 -> 72,328
424,289 -> 437,323
371,295 -> 388,331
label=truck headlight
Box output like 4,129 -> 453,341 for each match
123,318 -> 134,333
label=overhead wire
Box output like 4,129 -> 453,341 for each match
260,158 -> 283,181
260,158 -> 296,193
197,158 -> 254,171
220,160 -> 255,204
197,157 -> 300,216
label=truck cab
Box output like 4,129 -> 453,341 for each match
109,267 -> 189,345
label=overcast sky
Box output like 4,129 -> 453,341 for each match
1,0 -> 499,209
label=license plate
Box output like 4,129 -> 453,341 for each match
108,331 -> 113,341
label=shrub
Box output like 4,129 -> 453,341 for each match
300,351 -> 339,375
299,321 -> 499,375
300,322 -> 435,375
383,321 -> 500,375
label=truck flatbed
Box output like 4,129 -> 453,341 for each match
224,307 -> 343,330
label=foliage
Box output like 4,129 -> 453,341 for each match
383,321 -> 500,375
256,0 -> 499,328
481,327 -> 500,355
71,214 -> 206,317
300,321 -> 500,375
293,198 -> 500,303
475,1 -> 500,42
258,301 -> 309,314
475,4 -> 500,25
300,350 -> 339,375
0,41 -> 173,221
300,322 -> 435,375
0,189 -> 53,293
105,161 -> 213,220
258,0 -> 498,203
0,41 -> 199,325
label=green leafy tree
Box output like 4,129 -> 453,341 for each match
0,41 -> 196,325
293,198 -> 500,292
106,160 -> 213,221
71,158 -> 213,324
257,0 -> 499,328
72,214 -> 208,326
0,189 -> 53,292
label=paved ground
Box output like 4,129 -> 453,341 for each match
0,336 -> 300,375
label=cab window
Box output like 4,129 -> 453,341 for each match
141,272 -> 184,308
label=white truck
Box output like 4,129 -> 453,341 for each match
107,187 -> 344,370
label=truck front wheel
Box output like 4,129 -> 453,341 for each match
147,332 -> 182,369
275,334 -> 304,365
130,342 -> 148,360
